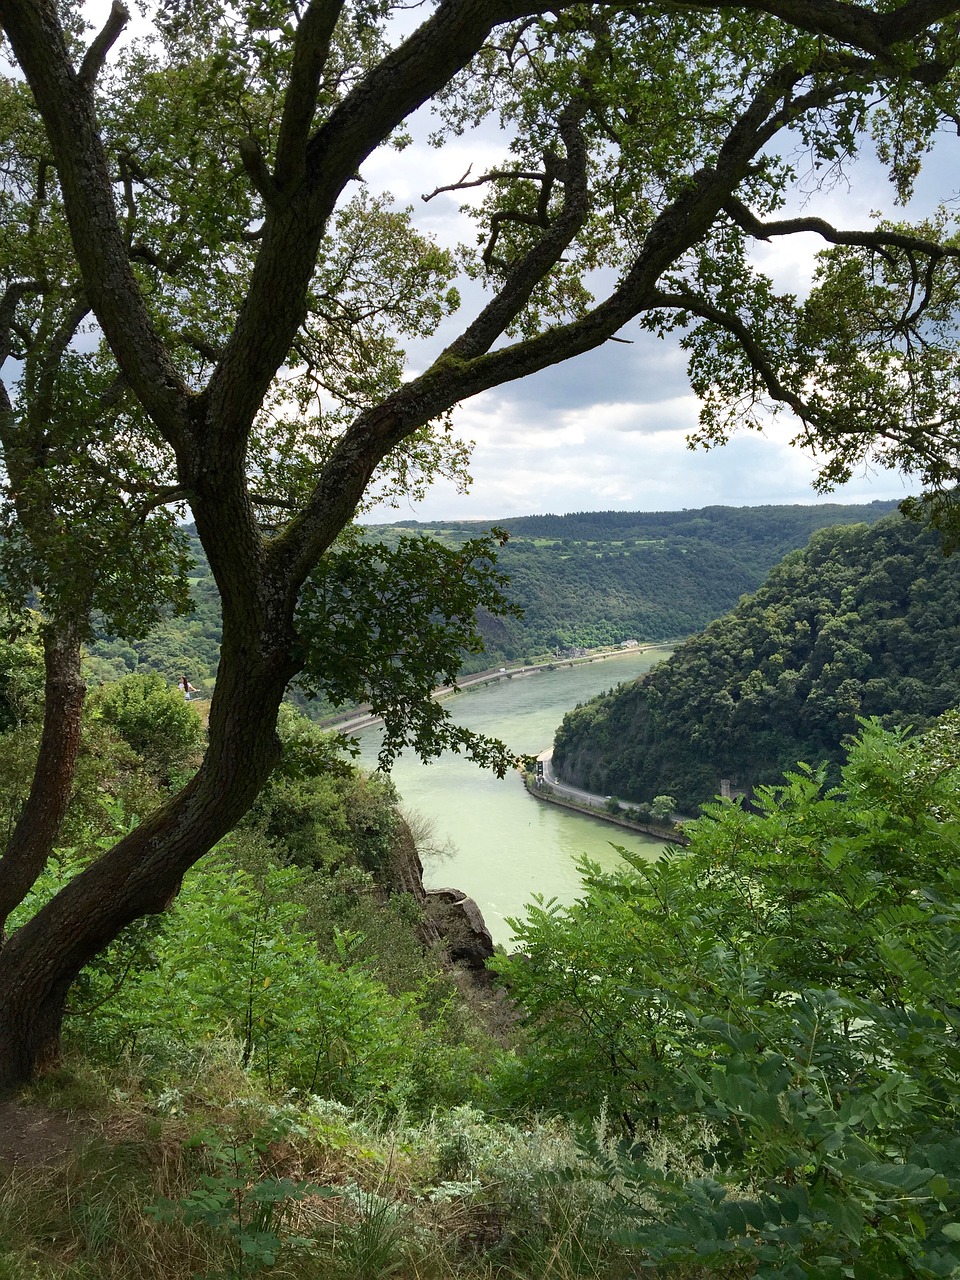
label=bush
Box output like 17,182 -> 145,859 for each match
69,848 -> 484,1112
495,718 -> 960,1276
87,672 -> 203,783
243,705 -> 399,874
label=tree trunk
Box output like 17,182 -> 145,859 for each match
0,614 -> 87,938
0,606 -> 298,1090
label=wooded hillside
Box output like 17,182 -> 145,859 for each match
552,512 -> 960,811
84,501 -> 899,689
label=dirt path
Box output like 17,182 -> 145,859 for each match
0,1098 -> 88,1168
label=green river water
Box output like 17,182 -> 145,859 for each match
356,647 -> 671,945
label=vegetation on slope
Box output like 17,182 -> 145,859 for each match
553,512 -> 960,812
83,502 -> 900,692
497,718 -> 960,1277
4,712 -> 960,1278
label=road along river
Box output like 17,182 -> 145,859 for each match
355,647 -> 672,945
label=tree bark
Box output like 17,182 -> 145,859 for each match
0,600 -> 298,1090
0,614 -> 87,939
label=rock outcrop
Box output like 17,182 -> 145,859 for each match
422,887 -> 495,970
385,818 -> 494,969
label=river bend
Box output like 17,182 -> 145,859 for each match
357,648 -> 671,945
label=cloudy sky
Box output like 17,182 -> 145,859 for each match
357,55 -> 954,524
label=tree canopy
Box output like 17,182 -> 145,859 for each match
2,0 -> 960,1085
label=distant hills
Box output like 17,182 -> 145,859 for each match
84,500 -> 901,697
552,511 -> 960,813
364,501 -> 900,670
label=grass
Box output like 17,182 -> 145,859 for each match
0,1049 -> 682,1280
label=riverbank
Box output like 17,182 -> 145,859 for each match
523,772 -> 687,845
318,644 -> 674,736
528,746 -> 688,844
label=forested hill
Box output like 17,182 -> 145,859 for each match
552,513 -> 960,813
364,501 -> 899,666
84,500 -> 898,688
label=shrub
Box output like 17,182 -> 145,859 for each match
496,718 -> 960,1275
87,672 -> 203,782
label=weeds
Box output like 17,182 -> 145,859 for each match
149,1119 -> 332,1278
0,1054 -> 651,1280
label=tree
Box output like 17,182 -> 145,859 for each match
649,794 -> 675,823
0,67 -> 192,938
1,0 -> 960,1087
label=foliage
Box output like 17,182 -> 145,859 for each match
0,622 -> 44,732
239,705 -> 366,869
86,673 -> 204,784
149,1118 -> 331,1279
0,1053 -> 633,1280
65,843 -> 483,1112
554,512 -> 960,810
497,718 -> 960,1275
0,713 -> 170,859
372,502 -> 901,667
297,530 -> 519,770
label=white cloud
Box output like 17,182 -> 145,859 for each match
365,385 -> 912,523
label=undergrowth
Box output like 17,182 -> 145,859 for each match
0,1045 -> 647,1280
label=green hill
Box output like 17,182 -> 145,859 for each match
363,501 -> 900,668
552,512 -> 960,812
84,501 -> 900,692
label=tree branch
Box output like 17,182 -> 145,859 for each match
422,165 -> 548,202
445,106 -> 589,361
239,136 -> 281,206
0,0 -> 192,452
271,62 -> 828,584
669,0 -> 959,60
77,0 -> 128,88
724,195 -> 960,261
180,330 -> 225,364
880,0 -> 960,46
273,0 -> 345,192
206,0 -> 590,463
0,281 -> 43,365
653,285 -> 816,423
30,295 -> 90,431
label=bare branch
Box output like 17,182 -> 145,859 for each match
421,165 -> 551,202
724,195 -> 960,261
77,0 -> 129,88
446,106 -> 589,360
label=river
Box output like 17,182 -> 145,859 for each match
356,647 -> 671,944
